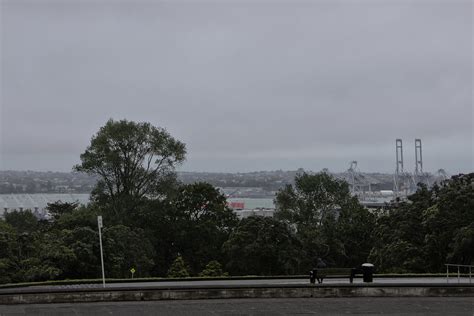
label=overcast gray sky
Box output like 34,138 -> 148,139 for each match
1,0 -> 472,174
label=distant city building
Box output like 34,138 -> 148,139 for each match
227,198 -> 276,218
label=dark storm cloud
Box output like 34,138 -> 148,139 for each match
0,0 -> 472,173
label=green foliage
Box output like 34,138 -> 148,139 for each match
223,216 -> 300,275
74,119 -> 186,218
61,227 -> 100,278
334,204 -> 375,267
275,172 -> 356,227
20,258 -> 62,282
39,231 -> 77,278
103,225 -> 155,278
274,172 -> 373,269
0,258 -> 15,284
118,181 -> 238,277
0,220 -> 17,284
128,198 -> 181,277
423,174 -> 474,269
54,206 -> 99,230
199,260 -> 227,277
1,119 -> 471,284
172,182 -> 239,274
167,256 -> 190,278
4,210 -> 38,234
370,173 -> 474,272
448,223 -> 474,264
46,201 -> 79,221
368,187 -> 431,273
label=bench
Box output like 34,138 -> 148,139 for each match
309,267 -> 361,284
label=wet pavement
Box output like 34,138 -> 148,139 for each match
17,276 -> 473,291
1,297 -> 473,315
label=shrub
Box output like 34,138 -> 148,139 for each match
167,256 -> 190,278
199,260 -> 227,277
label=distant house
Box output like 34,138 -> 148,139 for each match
227,198 -> 276,219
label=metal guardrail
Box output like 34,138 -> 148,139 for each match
445,264 -> 473,284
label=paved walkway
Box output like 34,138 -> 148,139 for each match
1,297 -> 473,315
20,277 -> 473,290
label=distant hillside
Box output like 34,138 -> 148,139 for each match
0,170 -> 97,194
0,169 -> 443,195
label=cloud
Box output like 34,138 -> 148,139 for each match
1,1 -> 472,173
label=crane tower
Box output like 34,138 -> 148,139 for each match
413,139 -> 430,187
393,139 -> 416,196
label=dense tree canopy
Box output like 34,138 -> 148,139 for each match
0,172 -> 472,283
368,186 -> 432,273
172,182 -> 238,273
0,119 -> 472,284
46,201 -> 80,221
369,173 -> 474,272
4,210 -> 39,234
223,216 -> 300,275
275,172 -> 375,269
102,225 -> 155,278
0,220 -> 18,284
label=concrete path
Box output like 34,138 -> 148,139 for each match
19,276 -> 473,291
1,297 -> 473,315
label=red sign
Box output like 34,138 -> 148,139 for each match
229,202 -> 245,209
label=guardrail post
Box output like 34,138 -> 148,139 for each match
446,264 -> 474,284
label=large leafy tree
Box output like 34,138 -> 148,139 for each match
275,172 -> 358,227
275,172 -> 373,268
368,185 -> 432,273
75,119 -> 186,216
171,182 -> 238,274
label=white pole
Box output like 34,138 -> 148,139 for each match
446,265 -> 449,283
98,216 -> 106,288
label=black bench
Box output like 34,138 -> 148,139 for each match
309,267 -> 361,284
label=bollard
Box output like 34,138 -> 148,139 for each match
361,263 -> 374,283
309,270 -> 316,284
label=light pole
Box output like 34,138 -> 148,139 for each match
98,215 -> 106,288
